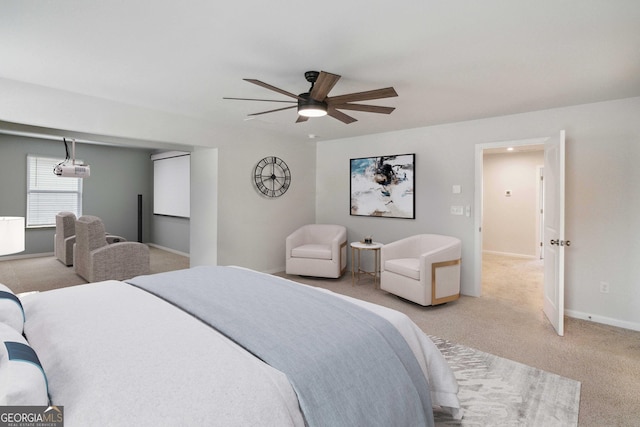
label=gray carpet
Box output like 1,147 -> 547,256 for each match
431,336 -> 580,426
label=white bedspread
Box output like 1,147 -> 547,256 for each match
23,281 -> 305,427
21,271 -> 460,426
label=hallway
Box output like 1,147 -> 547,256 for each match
482,252 -> 544,316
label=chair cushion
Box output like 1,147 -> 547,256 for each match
384,258 -> 420,280
291,244 -> 332,260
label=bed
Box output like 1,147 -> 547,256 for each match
2,266 -> 461,426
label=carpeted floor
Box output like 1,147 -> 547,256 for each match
1,250 -> 639,426
0,246 -> 189,293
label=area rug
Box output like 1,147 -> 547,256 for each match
430,336 -> 581,426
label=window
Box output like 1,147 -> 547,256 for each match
26,155 -> 83,227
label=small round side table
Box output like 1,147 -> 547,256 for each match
350,241 -> 383,288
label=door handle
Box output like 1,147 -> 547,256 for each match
550,239 -> 570,246
550,239 -> 559,246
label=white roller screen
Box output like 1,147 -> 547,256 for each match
153,152 -> 190,218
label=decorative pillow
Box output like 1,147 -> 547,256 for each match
0,284 -> 25,333
0,323 -> 49,405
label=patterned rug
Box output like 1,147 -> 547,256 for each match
430,336 -> 581,426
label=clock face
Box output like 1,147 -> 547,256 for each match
254,156 -> 291,198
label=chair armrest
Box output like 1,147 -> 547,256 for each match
106,234 -> 127,244
419,243 -> 461,278
90,242 -> 150,282
286,228 -> 306,258
330,228 -> 347,261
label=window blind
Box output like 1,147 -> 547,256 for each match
26,156 -> 83,227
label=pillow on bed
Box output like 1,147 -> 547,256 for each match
0,323 -> 49,406
0,284 -> 25,333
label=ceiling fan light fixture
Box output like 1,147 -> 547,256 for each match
297,93 -> 328,117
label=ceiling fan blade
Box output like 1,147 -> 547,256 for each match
310,71 -> 341,101
223,97 -> 296,103
327,87 -> 398,104
332,103 -> 396,114
327,107 -> 357,124
244,79 -> 303,100
296,115 -> 309,123
248,105 -> 297,116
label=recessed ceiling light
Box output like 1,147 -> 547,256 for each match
507,147 -> 514,151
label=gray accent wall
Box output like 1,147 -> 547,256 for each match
151,215 -> 190,254
0,134 -> 153,255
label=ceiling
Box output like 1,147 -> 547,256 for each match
1,1 -> 639,145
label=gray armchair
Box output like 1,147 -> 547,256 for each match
54,212 -> 77,266
73,215 -> 149,282
55,212 -> 127,266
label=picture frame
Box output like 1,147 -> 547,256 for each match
350,153 -> 415,219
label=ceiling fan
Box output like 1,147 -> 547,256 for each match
223,71 -> 398,124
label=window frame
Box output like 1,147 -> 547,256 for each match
26,155 -> 83,228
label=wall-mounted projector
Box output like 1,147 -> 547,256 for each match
54,164 -> 91,178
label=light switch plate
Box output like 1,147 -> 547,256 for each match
452,185 -> 461,194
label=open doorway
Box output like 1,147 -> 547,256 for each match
474,132 -> 567,335
481,145 -> 545,308
472,138 -> 546,299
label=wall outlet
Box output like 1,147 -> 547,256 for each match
450,206 -> 464,215
600,282 -> 610,294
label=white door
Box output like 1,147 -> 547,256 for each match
543,130 -> 566,336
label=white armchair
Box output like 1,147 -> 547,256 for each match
286,224 -> 347,278
381,234 -> 461,306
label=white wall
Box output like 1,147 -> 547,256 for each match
190,148 -> 218,266
483,150 -> 544,257
216,138 -> 317,273
316,97 -> 640,330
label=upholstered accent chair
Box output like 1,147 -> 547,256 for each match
285,224 -> 347,278
55,212 -> 127,266
54,212 -> 77,266
381,234 -> 461,306
74,215 -> 149,282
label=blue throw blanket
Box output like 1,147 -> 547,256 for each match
128,266 -> 434,427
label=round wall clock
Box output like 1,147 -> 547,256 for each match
253,156 -> 291,198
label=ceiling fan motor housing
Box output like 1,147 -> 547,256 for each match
298,93 -> 328,117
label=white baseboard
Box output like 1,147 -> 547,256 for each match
566,309 -> 640,332
147,243 -> 190,258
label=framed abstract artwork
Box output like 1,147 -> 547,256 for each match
350,153 -> 415,219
